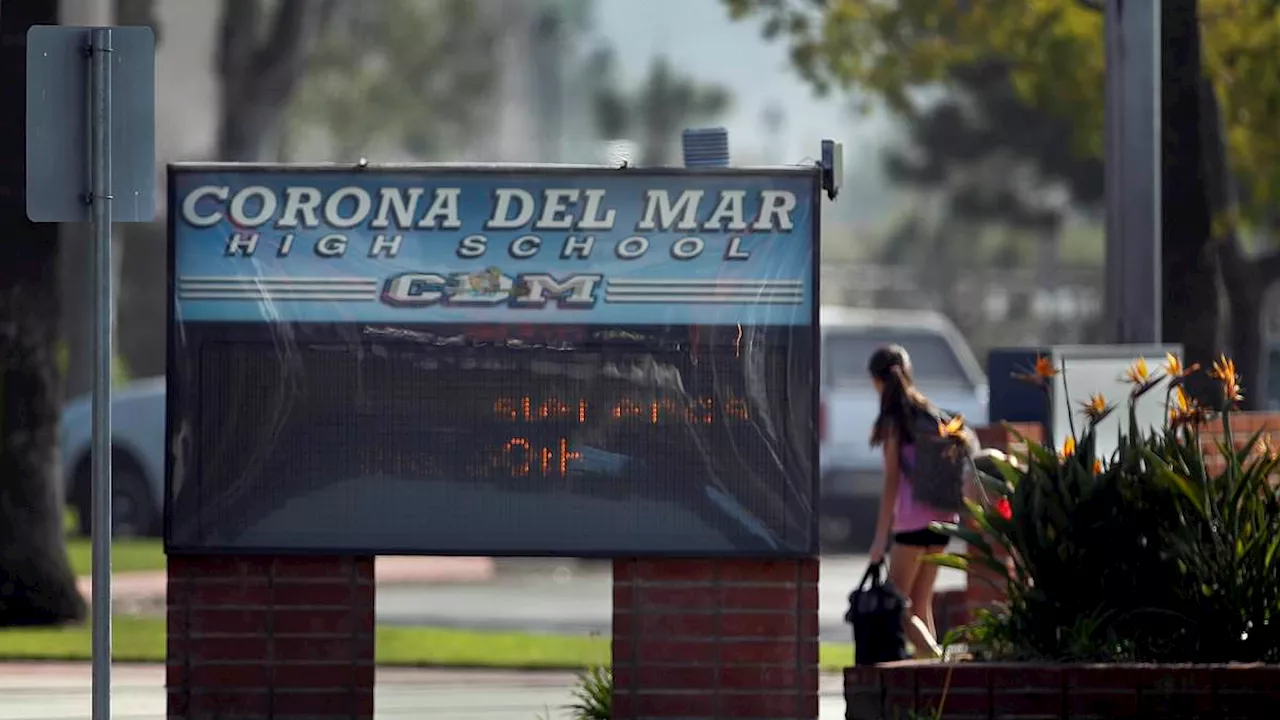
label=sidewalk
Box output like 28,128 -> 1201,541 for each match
0,663 -> 578,720
0,663 -> 851,719
75,556 -> 495,605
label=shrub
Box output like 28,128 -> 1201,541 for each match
538,665 -> 612,720
567,665 -> 612,720
932,354 -> 1280,663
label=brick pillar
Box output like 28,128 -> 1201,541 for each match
166,555 -> 376,720
612,558 -> 819,720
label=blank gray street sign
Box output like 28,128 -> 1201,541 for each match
26,25 -> 156,223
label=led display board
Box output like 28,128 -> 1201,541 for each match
165,165 -> 819,556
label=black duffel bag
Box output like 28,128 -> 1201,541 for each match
845,560 -> 908,665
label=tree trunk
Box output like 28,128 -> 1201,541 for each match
1160,0 -> 1221,402
112,0 -> 164,383
215,0 -> 337,161
1195,70 -> 1273,409
115,0 -> 160,38
1221,251 -> 1274,409
60,226 -> 95,400
1183,23 -> 1280,410
217,101 -> 283,163
118,223 -> 168,379
0,0 -> 89,627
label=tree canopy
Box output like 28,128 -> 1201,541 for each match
885,58 -> 1102,230
727,0 -> 1280,406
586,49 -> 732,166
283,0 -> 502,161
725,0 -> 1280,225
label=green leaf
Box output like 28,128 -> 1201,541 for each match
1264,533 -> 1280,569
1022,439 -> 1060,468
1143,448 -> 1209,519
974,469 -> 1014,497
924,552 -> 970,570
935,521 -> 1000,560
987,454 -> 1023,487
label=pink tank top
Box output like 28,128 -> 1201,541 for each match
893,444 -> 960,533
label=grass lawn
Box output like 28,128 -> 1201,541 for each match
0,616 -> 856,671
63,537 -> 167,577
60,512 -> 167,577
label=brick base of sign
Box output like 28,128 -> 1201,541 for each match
612,558 -> 820,720
845,662 -> 1280,720
166,554 -> 376,720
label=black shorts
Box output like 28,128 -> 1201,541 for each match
893,528 -> 949,548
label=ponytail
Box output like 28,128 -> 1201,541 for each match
868,345 -> 929,447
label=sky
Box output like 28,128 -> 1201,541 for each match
591,0 -> 899,228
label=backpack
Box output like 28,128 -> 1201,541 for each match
904,406 -> 980,512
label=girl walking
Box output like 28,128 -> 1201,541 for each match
865,344 -> 956,659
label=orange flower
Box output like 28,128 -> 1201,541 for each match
1255,435 -> 1277,462
1079,393 -> 1114,424
1060,435 -> 1076,461
1124,357 -> 1152,385
1169,386 -> 1210,429
938,414 -> 968,439
1123,357 -> 1164,397
1210,355 -> 1243,407
1169,386 -> 1189,423
1092,459 -> 1104,475
1163,353 -> 1199,385
1013,355 -> 1060,388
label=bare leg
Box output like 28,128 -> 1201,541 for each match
888,543 -> 932,657
908,545 -> 946,658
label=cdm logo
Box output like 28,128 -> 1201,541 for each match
381,269 -> 601,309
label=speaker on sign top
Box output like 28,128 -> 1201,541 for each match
682,127 -> 730,168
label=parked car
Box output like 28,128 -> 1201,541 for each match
818,306 -> 988,550
59,376 -> 166,537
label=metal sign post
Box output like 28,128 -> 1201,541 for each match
26,25 -> 155,720
1103,0 -> 1162,343
88,29 -> 115,720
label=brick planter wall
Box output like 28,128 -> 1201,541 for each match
1199,412 -> 1280,476
845,661 -> 1280,719
612,558 -> 819,720
166,554 -> 376,720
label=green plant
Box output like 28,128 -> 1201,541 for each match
564,665 -> 611,720
1144,359 -> 1280,662
930,353 -> 1280,663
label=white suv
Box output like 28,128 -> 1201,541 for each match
818,307 -> 988,549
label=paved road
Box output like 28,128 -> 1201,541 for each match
0,664 -> 850,719
376,553 -> 966,643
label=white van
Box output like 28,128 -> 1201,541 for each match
819,306 -> 988,548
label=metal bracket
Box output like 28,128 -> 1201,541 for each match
820,140 -> 843,201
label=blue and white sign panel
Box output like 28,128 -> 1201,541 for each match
166,165 -> 819,558
172,168 -> 814,326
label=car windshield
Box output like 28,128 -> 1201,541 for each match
825,328 -> 973,389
